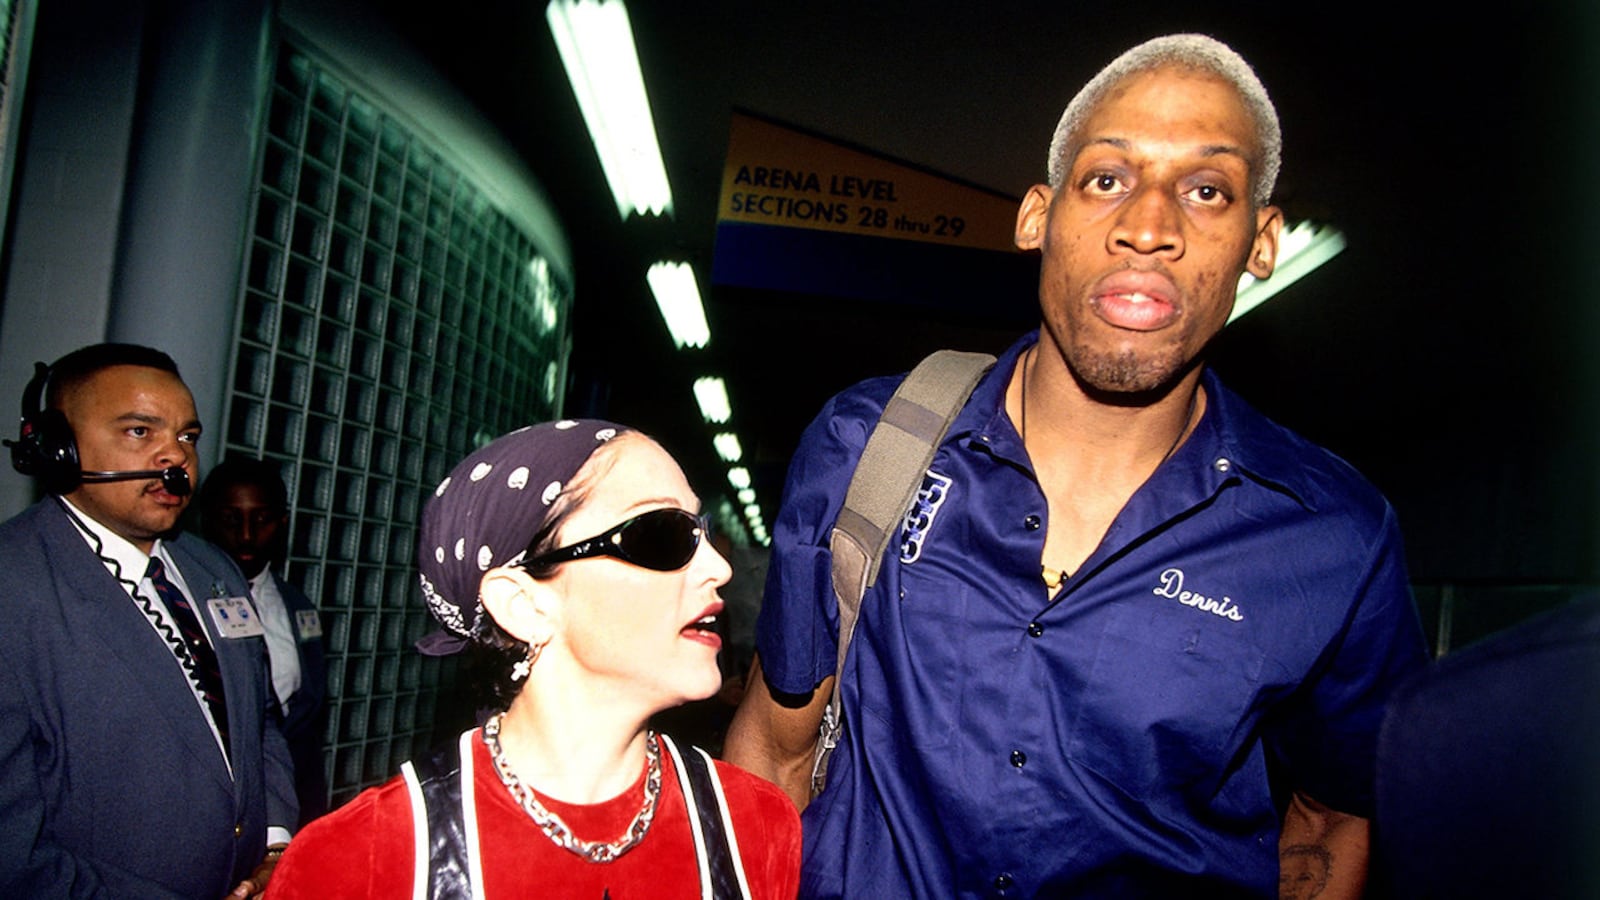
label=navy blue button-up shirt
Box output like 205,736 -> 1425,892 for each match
756,333 -> 1427,898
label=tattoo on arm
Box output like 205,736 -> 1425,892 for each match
1279,844 -> 1332,899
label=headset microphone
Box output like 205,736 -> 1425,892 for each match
10,361 -> 195,497
78,467 -> 192,496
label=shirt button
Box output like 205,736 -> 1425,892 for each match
1010,749 -> 1027,768
1214,457 -> 1232,473
994,873 -> 1014,892
1027,622 -> 1044,638
1023,514 -> 1041,530
234,823 -> 243,838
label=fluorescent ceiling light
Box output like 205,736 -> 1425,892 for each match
693,377 -> 731,423
743,503 -> 762,522
712,431 -> 742,462
1229,221 -> 1347,324
737,488 -> 756,504
728,467 -> 751,490
546,0 -> 672,218
647,262 -> 710,349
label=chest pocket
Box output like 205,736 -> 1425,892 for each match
852,535 -> 974,752
1065,605 -> 1269,800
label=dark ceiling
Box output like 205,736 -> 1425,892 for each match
379,2 -> 1600,578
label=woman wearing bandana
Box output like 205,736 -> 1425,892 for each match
267,421 -> 801,899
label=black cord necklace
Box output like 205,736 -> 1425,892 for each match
56,498 -> 205,687
1020,346 -> 1199,589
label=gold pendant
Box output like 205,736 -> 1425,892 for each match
1041,565 -> 1063,590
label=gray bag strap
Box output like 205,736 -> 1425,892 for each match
812,349 -> 995,796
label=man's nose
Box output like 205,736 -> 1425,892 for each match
1108,185 -> 1184,258
153,433 -> 192,469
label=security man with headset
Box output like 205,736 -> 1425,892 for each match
0,343 -> 297,898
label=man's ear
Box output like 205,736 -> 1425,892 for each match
1014,184 -> 1054,251
1246,205 -> 1285,280
479,567 -> 556,647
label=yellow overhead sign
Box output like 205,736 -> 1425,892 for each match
718,112 -> 1020,254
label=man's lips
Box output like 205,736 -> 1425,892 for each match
144,480 -> 188,505
1090,271 -> 1181,332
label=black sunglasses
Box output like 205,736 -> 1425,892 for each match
521,507 -> 708,573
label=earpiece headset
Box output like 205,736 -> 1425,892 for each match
6,360 -> 192,496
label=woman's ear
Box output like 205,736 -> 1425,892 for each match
479,567 -> 557,647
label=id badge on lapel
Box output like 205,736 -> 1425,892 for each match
207,597 -> 266,639
294,609 -> 323,640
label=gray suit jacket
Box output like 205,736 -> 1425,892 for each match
0,499 -> 297,898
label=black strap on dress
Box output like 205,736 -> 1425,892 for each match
406,738 -> 474,900
405,731 -> 750,899
662,734 -> 749,899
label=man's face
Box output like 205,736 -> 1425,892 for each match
1015,65 -> 1283,395
204,483 -> 285,579
60,365 -> 200,552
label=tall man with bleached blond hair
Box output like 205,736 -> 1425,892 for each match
728,33 -> 1426,898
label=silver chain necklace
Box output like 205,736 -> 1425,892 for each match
481,712 -> 662,864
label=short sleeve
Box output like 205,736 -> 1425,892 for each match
1264,502 -> 1429,817
714,761 -> 802,900
265,778 -> 413,900
754,381 -> 893,696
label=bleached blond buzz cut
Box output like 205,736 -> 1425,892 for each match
1046,34 -> 1282,208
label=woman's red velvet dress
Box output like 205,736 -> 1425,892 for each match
267,732 -> 800,899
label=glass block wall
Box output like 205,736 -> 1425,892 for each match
224,42 -> 571,806
0,0 -> 22,156
0,1 -> 15,94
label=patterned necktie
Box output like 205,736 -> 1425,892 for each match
146,558 -> 229,754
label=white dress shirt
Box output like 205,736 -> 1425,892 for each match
248,568 -> 302,715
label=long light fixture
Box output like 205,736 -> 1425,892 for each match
747,508 -> 768,546
727,467 -> 751,490
693,377 -> 730,423
1229,220 -> 1346,324
546,0 -> 672,218
712,432 -> 742,462
647,262 -> 710,349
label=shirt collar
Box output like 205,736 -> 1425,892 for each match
1193,369 -> 1318,511
58,496 -> 166,579
955,330 -> 1318,512
955,330 -> 1032,449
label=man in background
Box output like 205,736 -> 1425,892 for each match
201,457 -> 329,828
